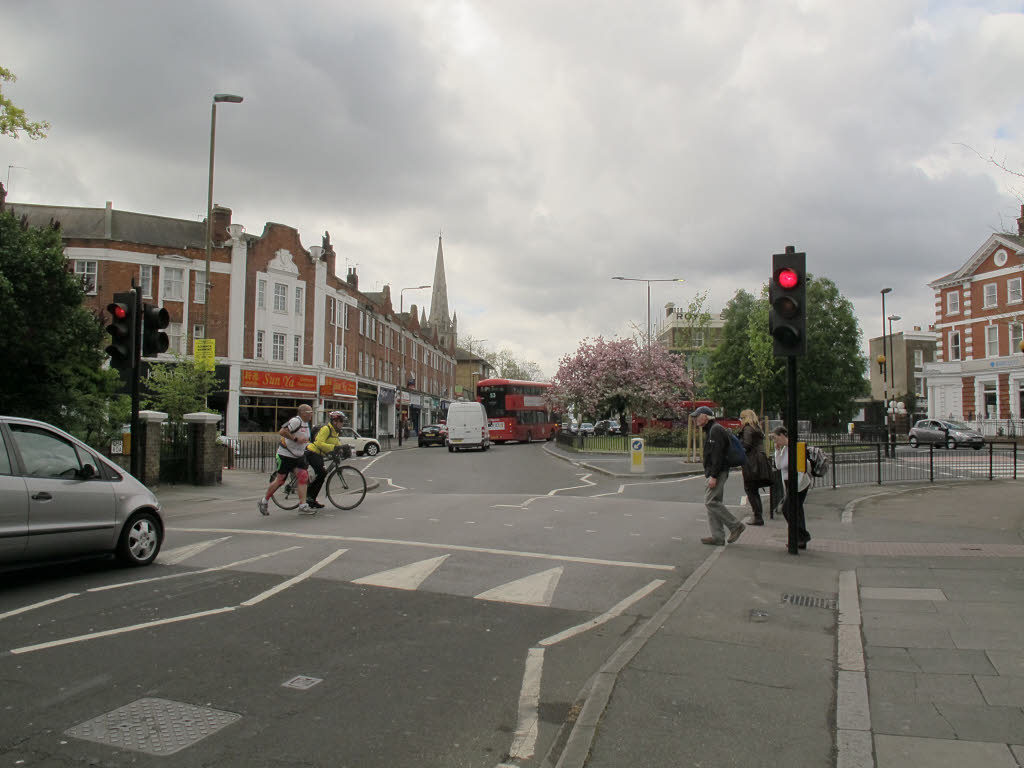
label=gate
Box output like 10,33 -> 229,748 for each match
160,421 -> 191,484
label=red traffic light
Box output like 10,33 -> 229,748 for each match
777,268 -> 799,289
111,304 -> 128,320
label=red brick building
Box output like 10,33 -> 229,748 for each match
8,200 -> 457,438
924,207 -> 1024,423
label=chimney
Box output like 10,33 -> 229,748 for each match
346,267 -> 359,290
212,205 -> 232,245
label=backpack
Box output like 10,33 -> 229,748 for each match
807,445 -> 830,478
725,432 -> 748,468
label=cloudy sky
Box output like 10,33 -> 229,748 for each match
4,0 -> 1024,377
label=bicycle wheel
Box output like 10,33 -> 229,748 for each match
270,471 -> 301,510
325,465 -> 367,510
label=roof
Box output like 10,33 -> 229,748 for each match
7,202 -> 210,249
929,233 -> 1024,288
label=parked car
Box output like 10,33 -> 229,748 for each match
337,426 -> 382,456
0,415 -> 164,569
418,424 -> 446,448
594,419 -> 621,435
907,419 -> 984,450
579,422 -> 596,436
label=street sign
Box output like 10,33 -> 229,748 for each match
194,338 -> 216,371
630,437 -> 645,473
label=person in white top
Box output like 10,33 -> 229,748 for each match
772,426 -> 811,548
257,403 -> 316,516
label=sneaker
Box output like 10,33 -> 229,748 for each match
700,537 -> 725,546
297,503 -> 318,516
257,498 -> 269,516
727,523 -> 746,544
307,500 -> 325,509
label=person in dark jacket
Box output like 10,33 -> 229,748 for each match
693,406 -> 745,546
739,409 -> 767,525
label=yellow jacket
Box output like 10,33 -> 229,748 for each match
306,423 -> 341,455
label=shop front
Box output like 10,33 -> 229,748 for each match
320,375 -> 358,426
357,382 -> 379,437
237,369 -> 319,433
378,387 -> 396,438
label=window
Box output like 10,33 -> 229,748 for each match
257,279 -> 266,309
293,335 -> 301,363
343,345 -> 348,369
359,351 -> 364,376
335,343 -> 343,369
1011,323 -> 1023,353
74,260 -> 98,294
294,287 -> 303,315
273,284 -> 287,312
983,283 -> 997,308
163,268 -> 184,301
950,331 -> 961,361
360,311 -> 365,336
139,265 -> 153,298
9,425 -> 85,479
914,376 -> 925,397
168,322 -> 184,354
947,291 -> 959,314
1009,277 -> 1022,304
193,324 -> 204,341
194,272 -> 207,304
914,349 -> 923,367
271,332 -> 285,361
986,325 -> 999,357
256,330 -> 265,358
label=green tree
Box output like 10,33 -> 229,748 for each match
0,66 -> 50,139
0,211 -> 128,447
707,277 -> 867,426
143,355 -> 218,424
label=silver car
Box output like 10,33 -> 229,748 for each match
0,415 -> 164,568
907,419 -> 984,450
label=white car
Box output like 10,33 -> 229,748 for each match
337,427 -> 381,456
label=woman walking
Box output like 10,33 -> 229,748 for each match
771,426 -> 812,548
738,409 -> 769,525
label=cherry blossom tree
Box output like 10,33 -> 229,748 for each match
548,336 -> 695,427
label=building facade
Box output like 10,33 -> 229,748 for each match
924,209 -> 1024,421
867,328 -> 938,416
9,200 -> 458,439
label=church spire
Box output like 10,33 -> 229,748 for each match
428,234 -> 450,332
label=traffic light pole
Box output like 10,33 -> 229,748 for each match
785,356 -> 800,555
130,279 -> 143,479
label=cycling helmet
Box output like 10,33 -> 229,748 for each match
329,410 -> 347,422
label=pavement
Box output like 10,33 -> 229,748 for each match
156,446 -> 1024,768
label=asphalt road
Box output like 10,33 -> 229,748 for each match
0,443 -> 714,768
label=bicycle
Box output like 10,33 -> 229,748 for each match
269,446 -> 367,511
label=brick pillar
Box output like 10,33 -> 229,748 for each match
184,412 -> 222,486
137,410 -> 168,488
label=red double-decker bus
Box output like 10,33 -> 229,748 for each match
476,378 -> 559,443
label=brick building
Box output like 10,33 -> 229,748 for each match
924,207 -> 1024,421
8,200 -> 458,439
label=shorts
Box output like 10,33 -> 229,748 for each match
274,453 -> 308,478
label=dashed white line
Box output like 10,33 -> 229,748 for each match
0,593 -> 78,622
240,549 -> 347,606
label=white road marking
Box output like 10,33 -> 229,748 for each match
590,475 -> 697,497
352,555 -> 449,590
540,580 -> 666,647
475,567 -> 564,606
170,527 -> 676,571
159,536 -> 231,564
547,474 -> 596,495
10,607 -> 237,655
0,593 -> 78,622
240,549 -> 347,606
88,547 -> 303,592
507,647 -> 544,760
378,477 -> 407,495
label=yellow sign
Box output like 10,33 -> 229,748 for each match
194,339 -> 216,371
796,441 -> 806,473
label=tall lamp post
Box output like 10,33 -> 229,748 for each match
398,284 -> 430,446
880,287 -> 892,454
888,313 -> 902,443
204,93 -> 244,336
611,276 -> 686,348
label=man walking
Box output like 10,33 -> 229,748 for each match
693,406 -> 745,545
257,403 -> 315,516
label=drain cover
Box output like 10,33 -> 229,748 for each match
282,675 -> 323,690
65,697 -> 240,756
781,593 -> 837,610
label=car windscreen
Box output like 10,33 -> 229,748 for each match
942,421 -> 968,430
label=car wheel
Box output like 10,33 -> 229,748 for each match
526,431 -> 532,443
418,441 -> 424,447
908,436 -> 919,448
946,438 -> 957,450
117,511 -> 162,566
972,443 -> 983,450
448,444 -> 454,452
364,443 -> 380,456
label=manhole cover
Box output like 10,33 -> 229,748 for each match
749,609 -> 770,623
781,593 -> 837,610
282,675 -> 323,690
65,698 -> 240,756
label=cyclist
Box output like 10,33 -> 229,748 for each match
258,403 -> 315,516
305,410 -> 347,509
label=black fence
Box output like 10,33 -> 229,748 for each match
813,441 -> 1020,487
233,433 -> 394,473
160,422 -> 190,484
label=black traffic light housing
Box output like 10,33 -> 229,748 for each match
769,247 -> 806,357
141,303 -> 170,356
106,290 -> 137,370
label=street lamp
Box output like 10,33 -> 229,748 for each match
204,93 -> 244,337
887,314 -> 901,397
880,288 -> 892,453
611,276 -> 686,348
398,284 -> 430,446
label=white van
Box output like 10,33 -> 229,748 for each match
445,401 -> 491,452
